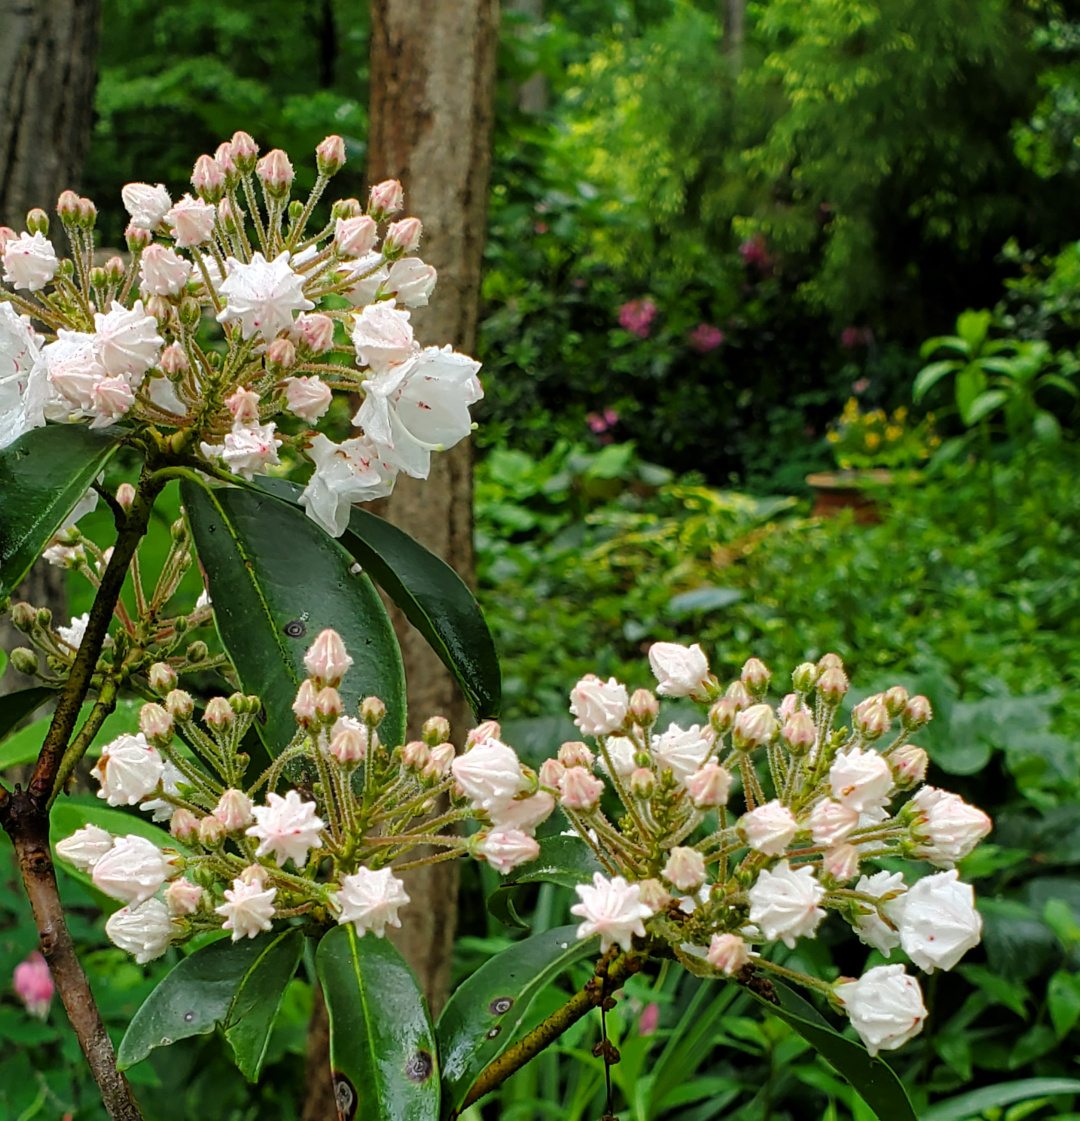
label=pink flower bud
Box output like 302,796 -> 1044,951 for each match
225,387 -> 261,425
328,720 -> 368,765
104,256 -> 125,285
853,697 -> 890,740
0,227 -> 15,251
662,846 -> 706,892
165,690 -> 194,719
26,208 -> 49,236
159,343 -> 189,375
402,741 -> 430,769
114,482 -> 136,511
709,697 -> 738,735
283,376 -> 332,423
294,312 -> 335,355
256,149 -> 295,196
198,814 -> 226,845
739,799 -> 797,855
204,697 -> 235,728
292,679 -> 318,726
780,711 -> 816,755
13,952 -> 54,1019
466,720 -> 503,748
707,933 -> 750,976
333,197 -> 363,220
637,878 -> 672,912
170,808 -> 199,841
77,197 -> 97,227
823,842 -> 860,883
538,758 -> 565,788
360,695 -> 387,724
148,662 -> 177,693
630,767 -> 655,798
891,744 -> 928,787
368,179 -> 404,219
230,131 -> 260,173
421,715 -> 451,745
316,134 -> 347,175
334,215 -> 378,257
384,217 -> 422,256
806,799 -> 859,846
138,703 -> 173,744
316,686 -> 344,721
422,741 -> 455,780
266,338 -> 296,371
215,141 -> 238,178
192,155 -> 226,202
630,688 -> 660,726
684,762 -> 732,808
903,695 -> 932,729
215,789 -> 254,831
165,878 -> 203,915
792,662 -> 819,692
740,657 -> 771,695
725,680 -> 752,711
56,190 -> 81,221
558,741 -> 595,769
817,667 -> 849,704
818,653 -> 844,672
560,766 -> 603,811
883,686 -> 909,717
124,223 -> 152,252
732,703 -> 778,750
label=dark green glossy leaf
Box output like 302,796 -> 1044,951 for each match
0,425 -> 123,600
436,925 -> 597,1118
181,480 -> 405,755
744,980 -> 917,1121
921,1078 -> 1080,1121
117,929 -> 304,1072
316,924 -> 439,1121
0,686 -> 54,748
487,834 -> 602,928
254,477 -> 500,720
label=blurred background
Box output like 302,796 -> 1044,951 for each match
4,1 -> 1080,1118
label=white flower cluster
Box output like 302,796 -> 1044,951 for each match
55,628 -> 536,962
0,133 -> 482,537
524,646 -> 991,1057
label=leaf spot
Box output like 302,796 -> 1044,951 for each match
283,620 -> 307,638
405,1050 -> 434,1082
332,1074 -> 357,1119
488,996 -> 514,1015
183,1011 -> 196,1023
486,1026 -> 502,1039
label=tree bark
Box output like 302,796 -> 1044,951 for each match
302,5 -> 499,1118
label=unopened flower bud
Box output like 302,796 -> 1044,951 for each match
630,688 -> 660,727
147,662 -> 177,694
165,878 -> 203,915
823,842 -> 860,883
256,149 -> 294,197
332,197 -> 363,220
125,223 -> 152,252
360,695 -> 386,725
57,190 -> 81,221
708,697 -> 738,735
740,657 -> 771,696
902,695 -> 932,730
725,680 -> 752,710
558,741 -> 594,769
732,703 -> 778,751
685,762 -> 732,808
818,653 -> 844,672
165,689 -> 194,719
110,482 -> 136,511
384,217 -> 422,257
224,386 -> 260,425
335,215 -> 377,257
328,720 -> 367,765
890,744 -> 928,788
662,846 -> 706,892
883,686 -> 909,717
230,130 -> 260,174
26,208 -> 49,236
104,256 -> 125,284
11,648 -> 37,675
214,789 -> 254,831
192,154 -> 226,202
817,666 -> 849,704
560,766 -> 603,811
854,698 -> 890,740
139,703 -> 173,745
780,711 -> 816,755
465,720 -> 502,748
629,767 -> 655,798
708,933 -> 751,975
316,686 -> 344,721
538,758 -> 565,788
293,312 -> 335,355
145,295 -> 171,322
293,679 -> 318,726
288,199 -> 304,224
170,808 -> 199,842
90,266 -> 107,290
0,226 -> 14,251
422,715 -> 451,746
217,197 -> 242,233
266,337 -> 296,371
402,741 -> 430,769
198,814 -> 226,845
204,696 -> 234,728
35,607 -> 52,627
10,603 -> 35,631
185,640 -> 208,663
422,741 -> 455,780
637,878 -> 672,912
78,197 -> 97,227
368,179 -> 404,220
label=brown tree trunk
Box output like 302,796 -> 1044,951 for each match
302,5 -> 499,1118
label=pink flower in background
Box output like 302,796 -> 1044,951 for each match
852,378 -> 871,395
586,408 -> 619,435
688,324 -> 724,353
13,951 -> 53,1019
618,298 -> 657,338
739,235 -> 772,271
638,1001 -> 660,1036
841,327 -> 875,350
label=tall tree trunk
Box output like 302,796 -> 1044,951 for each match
723,0 -> 745,74
0,0 -> 102,688
302,5 -> 499,1117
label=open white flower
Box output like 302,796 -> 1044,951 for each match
747,860 -> 826,948
299,433 -> 398,537
571,872 -> 655,953
93,300 -> 163,382
201,421 -> 281,481
899,870 -> 982,972
121,182 -> 172,229
739,800 -> 798,856
0,303 -> 46,448
829,747 -> 893,813
335,867 -> 410,937
216,252 -> 315,340
648,641 -> 711,697
835,965 -> 926,1056
91,733 -> 165,806
569,675 -> 630,738
165,193 -> 217,247
2,231 -> 58,291
650,723 -> 712,783
384,257 -> 437,307
246,790 -> 324,868
139,244 -> 192,297
850,870 -> 907,956
452,737 -> 526,813
216,875 -> 278,940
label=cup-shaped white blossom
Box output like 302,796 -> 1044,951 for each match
452,737 -> 526,812
122,182 -> 172,229
335,867 -> 410,937
216,252 -> 315,341
747,860 -> 826,948
216,875 -> 278,940
299,434 -> 398,538
850,870 -> 906,956
908,787 -> 992,867
55,824 -> 115,871
385,258 -> 437,308
898,870 -> 982,972
93,300 -> 163,381
91,834 -> 174,905
835,965 -> 927,1056
139,244 -> 192,297
477,828 -> 541,874
662,847 -> 706,892
2,232 -> 58,291
648,642 -> 711,697
829,747 -> 893,813
739,799 -> 798,856
246,790 -> 325,868
650,723 -> 713,783
105,899 -> 174,963
91,733 -> 165,806
200,421 -> 281,480
571,872 -> 655,953
707,933 -> 751,975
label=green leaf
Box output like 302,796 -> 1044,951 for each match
0,686 -> 55,747
743,981 -> 917,1121
0,696 -> 141,771
181,480 -> 406,755
955,366 -> 989,426
913,360 -> 961,401
921,1078 -> 1080,1121
316,924 -> 439,1121
0,425 -> 123,600
117,929 -> 304,1073
487,834 -> 602,928
1048,970 -> 1080,1039
964,389 -> 1008,426
436,925 -> 598,1117
255,477 -> 500,720
955,309 -> 993,351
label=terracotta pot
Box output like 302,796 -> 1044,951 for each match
805,470 -> 893,525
